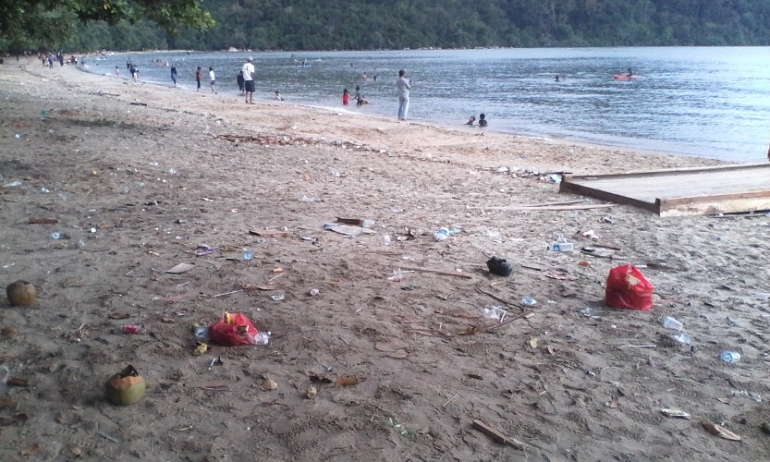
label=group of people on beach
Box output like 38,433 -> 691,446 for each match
465,114 -> 488,127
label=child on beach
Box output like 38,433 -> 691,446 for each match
274,91 -> 284,101
354,86 -> 368,106
478,113 -> 487,127
342,89 -> 350,105
209,67 -> 216,93
195,67 -> 201,91
466,116 -> 476,126
237,71 -> 245,93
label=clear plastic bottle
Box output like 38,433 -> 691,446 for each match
251,331 -> 270,345
671,332 -> 691,345
194,326 -> 210,343
551,242 -> 574,252
720,351 -> 741,363
660,316 -> 684,331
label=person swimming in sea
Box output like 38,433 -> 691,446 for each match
478,113 -> 487,127
466,116 -> 476,126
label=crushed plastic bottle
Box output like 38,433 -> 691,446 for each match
720,351 -> 741,363
521,296 -> 537,306
670,332 -> 691,345
660,316 -> 684,331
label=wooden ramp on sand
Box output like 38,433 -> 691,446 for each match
559,163 -> 770,217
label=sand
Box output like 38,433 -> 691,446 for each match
0,59 -> 769,461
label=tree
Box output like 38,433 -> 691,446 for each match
0,0 -> 213,52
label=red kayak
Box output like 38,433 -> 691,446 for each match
613,74 -> 636,80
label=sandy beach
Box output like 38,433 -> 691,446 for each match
1,60 -> 769,461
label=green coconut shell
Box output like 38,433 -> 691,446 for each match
105,365 -> 146,405
6,280 -> 36,307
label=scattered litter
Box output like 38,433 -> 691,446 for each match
335,217 -> 375,228
471,419 -> 523,450
720,351 -> 741,363
581,307 -> 600,317
581,230 -> 600,241
550,242 -> 574,252
195,244 -> 213,256
105,365 -> 146,406
242,250 -> 254,261
308,288 -> 320,296
262,375 -> 278,391
335,375 -> 360,386
701,421 -> 742,441
486,256 -> 513,277
207,312 -> 263,346
661,408 -> 691,419
481,306 -> 507,322
660,316 -> 684,331
270,294 -> 285,301
306,386 -> 318,399
670,332 -> 692,345
521,296 -> 537,306
605,265 -> 654,311
166,263 -> 195,274
323,223 -> 376,237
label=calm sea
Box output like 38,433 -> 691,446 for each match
86,47 -> 770,163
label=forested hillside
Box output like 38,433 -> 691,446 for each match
65,0 -> 770,51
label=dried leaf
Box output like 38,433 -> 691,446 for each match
67,447 -> 83,458
458,326 -> 479,336
701,421 -> 742,441
335,375 -> 360,386
21,443 -> 41,456
661,409 -> 691,419
160,317 -> 175,323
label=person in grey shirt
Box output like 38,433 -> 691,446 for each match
396,69 -> 412,121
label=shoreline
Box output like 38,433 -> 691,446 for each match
71,57 -> 728,169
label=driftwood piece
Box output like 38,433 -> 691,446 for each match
471,419 -> 524,450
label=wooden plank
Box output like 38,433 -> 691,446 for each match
659,197 -> 770,217
560,180 -> 658,213
562,162 -> 770,182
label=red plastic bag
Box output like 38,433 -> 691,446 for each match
208,312 -> 259,346
605,265 -> 655,311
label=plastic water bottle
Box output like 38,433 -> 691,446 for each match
551,242 -> 574,252
433,228 -> 450,242
720,351 -> 741,363
660,316 -> 684,331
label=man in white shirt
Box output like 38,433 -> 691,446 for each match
242,57 -> 255,104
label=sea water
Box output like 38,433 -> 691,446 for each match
88,47 -> 770,162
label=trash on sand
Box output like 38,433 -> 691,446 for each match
521,296 -> 537,306
660,316 -> 684,331
335,375 -> 360,386
166,262 -> 196,274
701,421 -> 742,441
6,280 -> 36,307
308,288 -> 320,296
192,343 -> 208,356
433,227 -> 461,242
486,256 -> 513,277
605,265 -> 655,311
119,324 -> 145,334
270,294 -> 285,301
262,374 -> 278,390
720,351 -> 741,363
323,223 -> 376,237
242,250 -> 254,261
335,217 -> 375,228
207,312 -> 261,346
482,306 -> 507,322
581,230 -> 600,241
471,419 -> 524,450
7,377 -> 29,387
528,337 -> 539,348
581,307 -> 600,317
306,386 -> 318,399
195,244 -> 213,256
550,242 -> 574,252
670,332 -> 692,345
661,408 -> 691,419
105,365 -> 146,406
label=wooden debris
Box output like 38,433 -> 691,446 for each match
701,421 -> 742,441
28,218 -> 58,225
398,266 -> 472,279
471,419 -> 524,450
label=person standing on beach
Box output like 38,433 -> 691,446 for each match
195,66 -> 201,91
209,67 -> 217,93
170,65 -> 178,87
242,57 -> 255,104
342,89 -> 350,106
114,66 -> 120,78
396,70 -> 412,121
